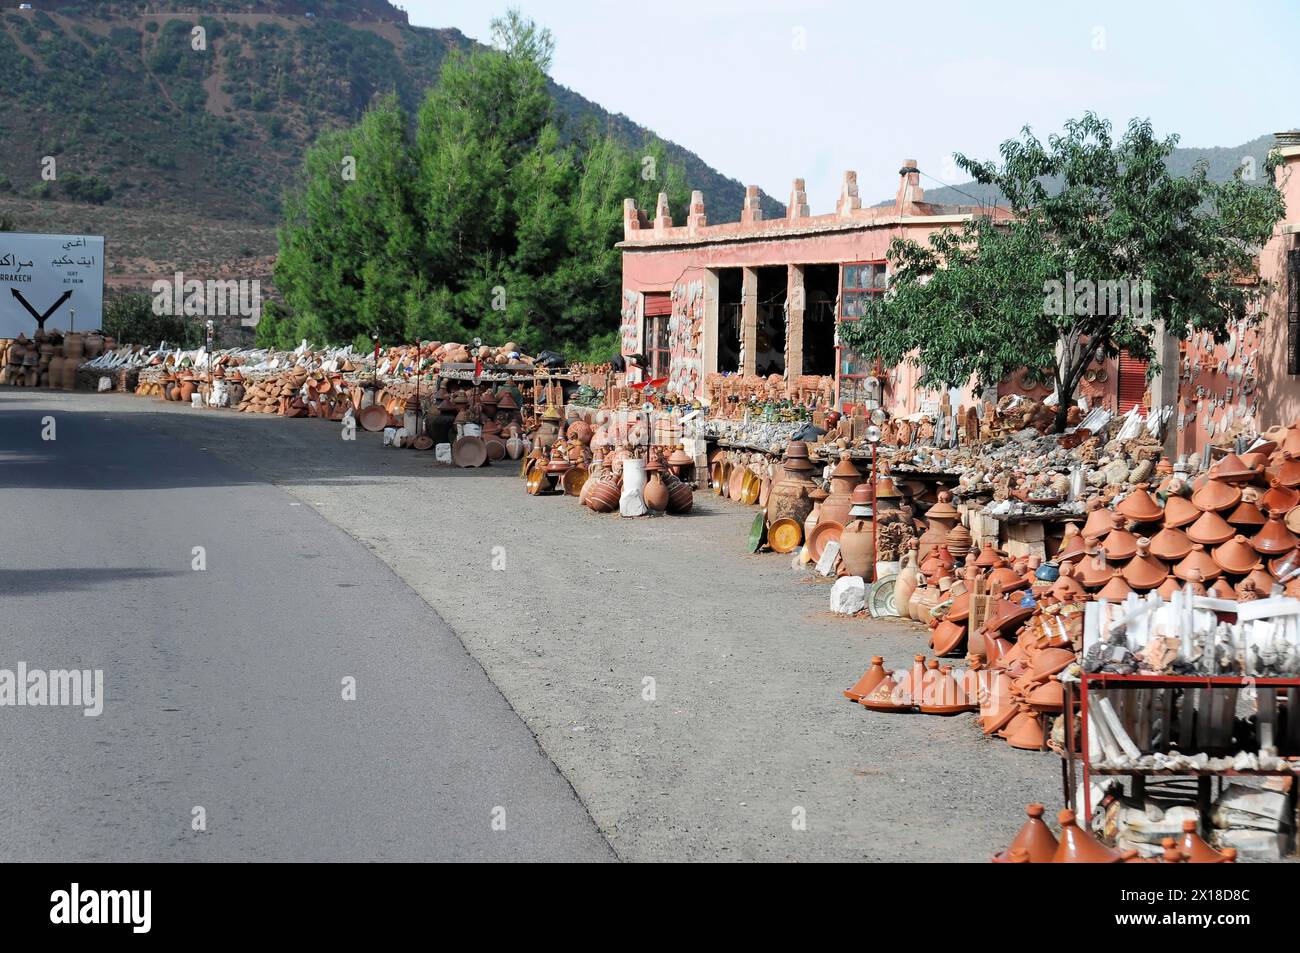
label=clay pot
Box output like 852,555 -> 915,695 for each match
1252,511 -> 1298,554
1186,508 -> 1234,545
1155,575 -> 1182,600
585,473 -> 621,512
643,472 -> 669,512
1262,480 -> 1300,514
1051,563 -> 1086,601
1101,514 -> 1138,561
1226,499 -> 1266,529
994,803 -> 1058,864
1116,485 -> 1163,523
663,472 -> 694,513
1053,809 -> 1121,863
1081,500 -> 1114,539
1122,539 -> 1168,590
1192,479 -> 1242,513
1277,452 -> 1300,488
1162,495 -> 1200,529
1213,535 -> 1259,575
927,491 -> 959,521
820,457 -> 861,526
1149,526 -> 1194,562
1174,543 -> 1221,582
1180,820 -> 1233,863
974,542 -> 1001,568
1237,566 -> 1275,598
859,672 -> 911,712
1211,452 -> 1258,483
1076,551 -> 1114,589
929,619 -> 966,657
1097,570 -> 1134,602
1026,676 -> 1064,713
766,445 -> 817,527
894,548 -> 920,612
839,520 -> 875,578
944,523 -> 972,559
843,656 -> 887,702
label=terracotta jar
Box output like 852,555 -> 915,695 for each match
585,473 -> 621,513
663,471 -> 694,514
1162,495 -> 1200,529
1122,539 -> 1168,590
1053,809 -> 1122,863
820,456 -> 862,526
839,520 -> 875,578
1175,544 -> 1222,582
843,656 -> 887,703
1252,511 -> 1298,555
1149,526 -> 1194,562
766,441 -> 818,528
894,547 -> 920,613
643,471 -> 669,512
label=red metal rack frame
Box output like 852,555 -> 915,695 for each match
1063,672 -> 1300,830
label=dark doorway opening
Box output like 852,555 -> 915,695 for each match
717,268 -> 742,372
804,264 -> 838,376
755,266 -> 786,376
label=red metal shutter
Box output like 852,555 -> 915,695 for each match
1117,350 -> 1148,414
643,292 -> 672,316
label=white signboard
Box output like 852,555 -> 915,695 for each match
0,232 -> 105,337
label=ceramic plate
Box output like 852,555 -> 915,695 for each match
808,519 -> 844,561
453,436 -> 488,468
768,518 -> 803,554
868,575 -> 899,618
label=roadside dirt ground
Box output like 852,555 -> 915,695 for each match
27,391 -> 1061,861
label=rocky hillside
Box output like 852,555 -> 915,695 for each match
0,2 -> 781,240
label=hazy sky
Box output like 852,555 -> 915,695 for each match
396,0 -> 1299,214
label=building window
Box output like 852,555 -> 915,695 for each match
643,292 -> 672,379
837,262 -> 887,408
1289,248 -> 1300,375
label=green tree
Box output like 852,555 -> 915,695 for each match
841,114 -> 1286,431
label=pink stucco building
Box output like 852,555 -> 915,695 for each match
619,137 -> 1300,459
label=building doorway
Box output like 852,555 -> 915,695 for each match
803,264 -> 838,376
755,266 -> 786,376
717,269 -> 742,372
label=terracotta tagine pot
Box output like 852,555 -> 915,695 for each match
1225,498 -> 1266,529
1162,495 -> 1200,529
1116,485 -> 1163,524
1081,499 -> 1113,540
974,542 -> 1001,569
1051,562 -> 1086,601
1213,535 -> 1259,576
1149,525 -> 1194,562
1252,511 -> 1298,555
1179,820 -> 1234,863
1277,451 -> 1300,488
1097,570 -> 1134,602
1261,480 -> 1300,514
1053,809 -> 1122,863
1186,508 -> 1234,545
843,656 -> 887,703
994,803 -> 1058,864
944,523 -> 972,559
1122,539 -> 1168,590
929,619 -> 966,657
1100,514 -> 1138,561
1192,478 -> 1242,513
1237,565 -> 1275,598
1075,550 -> 1114,589
1175,543 -> 1221,582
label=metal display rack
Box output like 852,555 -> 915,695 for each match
1061,672 -> 1300,847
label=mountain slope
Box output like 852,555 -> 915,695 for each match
886,134 -> 1294,208
0,2 -> 781,238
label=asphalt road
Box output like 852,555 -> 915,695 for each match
0,391 -> 613,862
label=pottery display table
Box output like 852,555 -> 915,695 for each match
1061,672 -> 1300,851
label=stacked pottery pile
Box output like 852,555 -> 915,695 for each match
764,441 -> 818,549
1064,444 -> 1300,605
992,805 -> 1236,863
846,653 -> 981,716
573,446 -> 694,516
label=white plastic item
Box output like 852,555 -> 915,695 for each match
620,458 -> 647,517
